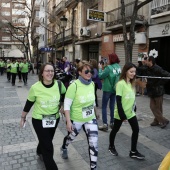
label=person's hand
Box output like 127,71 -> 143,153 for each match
119,113 -> 127,121
20,117 -> 26,128
95,112 -> 100,120
98,63 -> 102,69
66,120 -> 74,132
59,106 -> 64,114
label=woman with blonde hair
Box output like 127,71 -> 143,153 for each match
60,61 -> 99,170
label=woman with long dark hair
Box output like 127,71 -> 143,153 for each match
20,63 -> 66,170
109,62 -> 145,160
90,59 -> 102,107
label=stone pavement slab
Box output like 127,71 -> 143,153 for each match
0,74 -> 170,170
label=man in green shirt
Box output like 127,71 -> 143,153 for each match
21,59 -> 29,85
10,59 -> 18,86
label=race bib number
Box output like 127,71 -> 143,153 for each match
82,105 -> 94,119
42,115 -> 56,128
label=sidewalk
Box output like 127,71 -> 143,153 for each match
0,74 -> 169,170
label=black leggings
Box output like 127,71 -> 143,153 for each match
109,116 -> 139,151
32,118 -> 60,170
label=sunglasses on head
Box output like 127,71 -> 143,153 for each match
84,69 -> 94,74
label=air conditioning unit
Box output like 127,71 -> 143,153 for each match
80,27 -> 91,37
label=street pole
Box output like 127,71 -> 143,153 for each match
62,27 -> 65,57
36,41 -> 39,75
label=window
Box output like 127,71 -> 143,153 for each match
4,45 -> 11,49
2,37 -> 11,41
1,12 -> 10,16
2,3 -> 10,7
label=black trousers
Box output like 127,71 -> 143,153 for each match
22,72 -> 28,84
7,72 -> 11,81
11,73 -> 17,85
32,118 -> 60,170
109,116 -> 139,151
18,71 -> 22,80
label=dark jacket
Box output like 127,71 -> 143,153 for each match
138,64 -> 170,97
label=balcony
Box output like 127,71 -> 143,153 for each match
106,1 -> 145,30
48,15 -> 56,23
151,0 -> 170,18
56,28 -> 72,44
65,0 -> 77,9
55,0 -> 66,16
12,0 -> 26,4
35,4 -> 40,11
32,17 -> 40,27
12,22 -> 26,27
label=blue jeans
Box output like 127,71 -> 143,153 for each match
102,91 -> 116,125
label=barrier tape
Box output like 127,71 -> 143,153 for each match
136,75 -> 170,79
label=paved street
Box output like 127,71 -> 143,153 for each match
0,73 -> 170,170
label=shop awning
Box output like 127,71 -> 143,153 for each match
75,38 -> 101,45
8,49 -> 24,58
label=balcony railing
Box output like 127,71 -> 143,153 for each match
151,0 -> 170,15
106,1 -> 144,29
35,4 -> 40,11
48,15 -> 56,23
65,0 -> 77,8
55,0 -> 65,16
33,17 -> 40,27
56,28 -> 72,43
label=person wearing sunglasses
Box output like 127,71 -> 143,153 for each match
20,63 -> 66,170
60,61 -> 100,170
98,53 -> 121,131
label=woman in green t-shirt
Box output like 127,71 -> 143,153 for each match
109,62 -> 145,160
60,61 -> 99,170
20,63 -> 66,170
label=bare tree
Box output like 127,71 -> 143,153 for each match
121,0 -> 153,62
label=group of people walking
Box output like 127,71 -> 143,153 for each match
19,53 -> 170,170
0,59 -> 32,86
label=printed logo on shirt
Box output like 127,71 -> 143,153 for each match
125,91 -> 135,99
40,96 -> 59,108
78,91 -> 95,103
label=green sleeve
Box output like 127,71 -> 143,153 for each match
27,86 -> 36,102
61,82 -> 66,94
65,82 -> 77,100
98,66 -> 110,79
116,81 -> 123,96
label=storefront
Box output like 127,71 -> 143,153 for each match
149,22 -> 170,94
113,34 -> 139,68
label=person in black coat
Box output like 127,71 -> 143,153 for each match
138,56 -> 170,128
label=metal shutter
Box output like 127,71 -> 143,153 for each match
115,42 -> 139,68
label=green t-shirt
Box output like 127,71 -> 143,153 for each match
21,63 -> 29,73
6,63 -> 11,72
65,79 -> 96,122
10,63 -> 18,73
27,81 -> 66,120
114,79 -> 136,120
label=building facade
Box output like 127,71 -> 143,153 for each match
148,0 -> 170,94
0,0 -> 28,59
31,0 -> 48,64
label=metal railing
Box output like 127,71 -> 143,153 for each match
151,0 -> 170,15
106,1 -> 144,28
55,0 -> 65,15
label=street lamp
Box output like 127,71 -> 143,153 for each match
60,15 -> 67,57
35,36 -> 40,75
